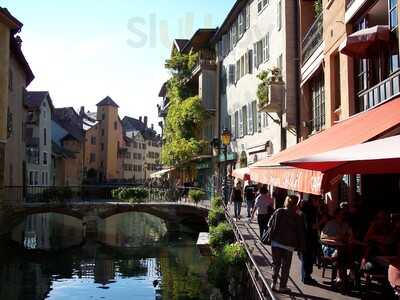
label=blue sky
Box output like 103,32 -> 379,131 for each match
3,0 -> 235,131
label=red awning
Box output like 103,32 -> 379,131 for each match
283,135 -> 400,175
339,25 -> 390,58
250,98 -> 400,194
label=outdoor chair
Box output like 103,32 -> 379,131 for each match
321,254 -> 337,283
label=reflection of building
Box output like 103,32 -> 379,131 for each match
25,92 -> 53,186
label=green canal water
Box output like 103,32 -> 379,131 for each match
0,212 -> 212,300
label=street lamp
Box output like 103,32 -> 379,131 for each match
211,128 -> 232,206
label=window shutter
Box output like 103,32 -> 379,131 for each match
239,109 -> 243,137
257,111 -> 262,132
253,43 -> 258,69
244,52 -> 248,75
246,4 -> 250,29
229,64 -> 235,84
265,33 -> 270,61
236,60 -> 240,83
257,40 -> 263,65
248,103 -> 253,135
252,101 -> 257,131
248,49 -> 253,74
242,106 -> 248,136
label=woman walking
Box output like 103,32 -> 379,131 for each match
230,181 -> 243,219
268,195 -> 305,293
250,185 -> 274,237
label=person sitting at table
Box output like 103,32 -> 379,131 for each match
321,208 -> 353,286
361,211 -> 395,272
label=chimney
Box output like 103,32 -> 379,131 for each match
15,35 -> 22,48
139,116 -> 142,122
151,124 -> 154,130
144,116 -> 148,127
79,106 -> 85,116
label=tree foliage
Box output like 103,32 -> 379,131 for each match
162,50 -> 207,166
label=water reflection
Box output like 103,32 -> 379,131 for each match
11,213 -> 83,250
99,212 -> 167,248
0,212 -> 211,300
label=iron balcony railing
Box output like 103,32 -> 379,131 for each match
357,70 -> 400,112
193,49 -> 216,72
302,13 -> 323,64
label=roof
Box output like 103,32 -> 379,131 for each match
52,141 -> 76,159
122,116 -> 146,132
174,39 -> 189,51
25,91 -> 54,110
211,0 -> 249,43
0,7 -> 22,31
53,107 -> 84,142
158,81 -> 168,97
96,96 -> 119,108
181,28 -> 218,53
10,36 -> 34,85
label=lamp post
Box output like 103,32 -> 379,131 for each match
221,128 -> 232,206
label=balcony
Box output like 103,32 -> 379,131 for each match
192,49 -> 216,75
358,70 -> 400,112
26,147 -> 40,165
302,13 -> 323,64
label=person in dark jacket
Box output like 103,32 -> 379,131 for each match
299,197 -> 320,285
230,181 -> 243,219
268,195 -> 305,293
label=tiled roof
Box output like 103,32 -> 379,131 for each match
96,96 -> 119,108
53,107 -> 84,142
25,91 -> 51,109
122,116 -> 146,132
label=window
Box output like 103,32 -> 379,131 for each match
263,33 -> 270,62
142,143 -> 146,150
91,136 -> 96,145
42,172 -> 45,185
133,141 -> 138,148
257,0 -> 269,13
138,153 -> 142,160
43,128 -> 47,146
242,106 -> 248,137
114,121 -> 118,130
248,50 -> 253,74
277,0 -> 282,31
90,153 -> 96,162
246,4 -> 250,29
29,171 -> 34,186
231,113 -> 236,140
390,0 -> 398,31
240,55 -> 245,78
8,69 -> 13,91
45,172 -> 48,185
34,171 -> 39,186
101,143 -> 104,151
277,54 -> 283,73
311,73 -> 325,132
102,113 -> 105,120
238,12 -> 244,38
43,152 -> 48,165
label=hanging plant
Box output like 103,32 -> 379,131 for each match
256,67 -> 283,107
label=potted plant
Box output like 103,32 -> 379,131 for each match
257,67 -> 284,113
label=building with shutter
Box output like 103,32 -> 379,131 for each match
213,0 -> 300,168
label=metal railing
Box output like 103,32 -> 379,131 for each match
224,208 -> 277,300
302,13 -> 323,64
1,185 -> 211,207
357,70 -> 400,112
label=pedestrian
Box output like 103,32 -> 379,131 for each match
268,195 -> 305,293
299,196 -> 320,285
230,181 -> 243,219
250,184 -> 274,237
244,181 -> 256,218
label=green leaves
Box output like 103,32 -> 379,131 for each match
162,50 -> 207,166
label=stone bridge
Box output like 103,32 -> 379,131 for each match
1,201 -> 210,235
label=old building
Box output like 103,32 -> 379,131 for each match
0,8 -> 24,194
122,116 -> 161,182
5,25 -> 34,188
52,107 -> 85,186
213,0 -> 300,169
25,91 -> 53,187
84,96 -> 125,182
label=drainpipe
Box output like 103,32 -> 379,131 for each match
294,0 -> 301,143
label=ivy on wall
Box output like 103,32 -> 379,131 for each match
161,50 -> 207,166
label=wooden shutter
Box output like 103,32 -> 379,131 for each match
257,111 -> 262,132
229,64 -> 235,84
248,49 -> 253,74
239,109 -> 243,137
246,4 -> 250,29
253,43 -> 258,69
248,103 -> 253,135
252,101 -> 257,131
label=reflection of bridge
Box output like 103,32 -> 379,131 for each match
2,201 -> 210,235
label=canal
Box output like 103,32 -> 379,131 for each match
0,212 -> 212,300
